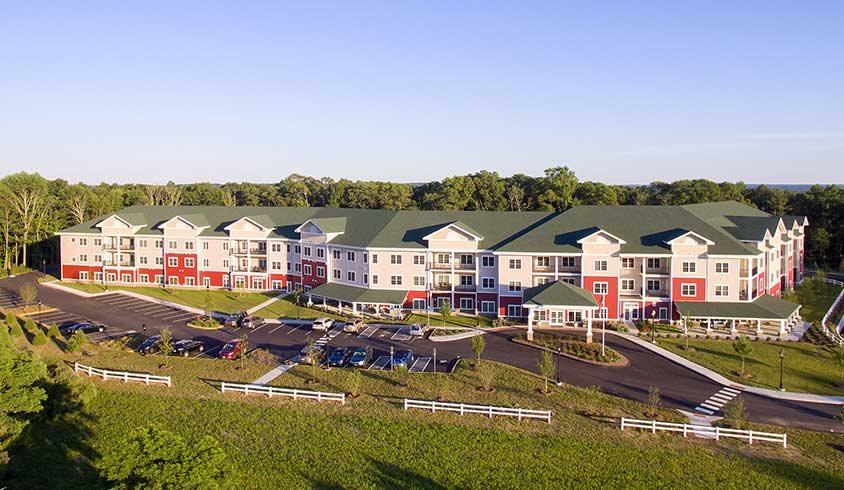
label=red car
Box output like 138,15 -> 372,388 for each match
218,339 -> 246,360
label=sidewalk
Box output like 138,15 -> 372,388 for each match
617,332 -> 844,405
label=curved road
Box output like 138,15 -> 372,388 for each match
3,273 -> 841,432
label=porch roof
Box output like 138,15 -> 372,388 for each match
675,295 -> 799,320
308,283 -> 408,305
522,280 -> 598,308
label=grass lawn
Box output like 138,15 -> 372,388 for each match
6,342 -> 844,488
253,298 -> 346,321
404,312 -> 493,328
659,337 -> 844,395
60,281 -> 276,314
784,279 -> 842,324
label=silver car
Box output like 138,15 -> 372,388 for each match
311,318 -> 333,332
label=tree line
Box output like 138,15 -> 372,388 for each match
1,168 -> 842,272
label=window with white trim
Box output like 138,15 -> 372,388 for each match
508,281 -> 522,292
593,282 -> 608,294
413,276 -> 425,287
390,275 -> 402,286
363,274 -> 368,284
647,279 -> 660,292
316,248 -> 324,258
682,261 -> 696,273
347,251 -> 356,262
303,264 -> 312,276
272,261 -> 282,271
168,257 -> 178,267
715,285 -> 729,297
621,257 -> 635,269
79,271 -> 88,280
333,269 -> 341,279
621,279 -> 635,292
535,256 -> 550,267
413,255 -> 425,265
482,256 -> 495,267
333,250 -> 341,260
202,259 -> 209,267
561,256 -> 577,268
371,254 -> 378,263
460,275 -> 474,286
271,243 -> 282,252
647,258 -> 661,269
155,256 -> 164,266
347,271 -> 356,282
185,258 -> 195,268
681,283 -> 697,296
481,301 -> 495,313
594,259 -> 608,272
80,254 -> 88,262
482,277 -> 495,289
371,274 -> 378,285
185,241 -> 194,250
316,266 -> 325,278
185,277 -> 195,286
509,258 -> 522,270
507,305 -> 523,317
390,254 -> 401,265
459,298 -> 474,310
534,277 -> 551,286
715,262 -> 729,274
202,241 -> 209,250
294,245 -> 301,254
168,240 -> 178,250
304,246 -> 311,256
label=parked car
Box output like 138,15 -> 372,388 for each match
311,318 -> 333,332
327,347 -> 351,367
218,339 -> 246,360
241,316 -> 265,329
61,322 -> 105,336
348,345 -> 374,367
137,335 -> 162,354
409,323 -> 429,337
172,339 -> 205,357
343,318 -> 364,333
224,311 -> 247,328
297,345 -> 326,365
392,349 -> 414,369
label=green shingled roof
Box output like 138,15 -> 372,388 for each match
675,295 -> 799,320
522,280 -> 598,307
57,201 -> 792,256
307,283 -> 407,305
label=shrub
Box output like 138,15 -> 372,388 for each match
4,311 -> 17,327
9,321 -> 24,338
477,361 -> 495,391
471,334 -> 485,366
394,365 -> 410,387
24,318 -> 38,333
346,369 -> 363,397
531,333 -> 620,363
32,329 -> 48,346
647,386 -> 660,417
722,396 -> 747,429
47,324 -> 60,339
66,330 -> 88,353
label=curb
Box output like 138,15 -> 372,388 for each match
512,337 -> 630,368
614,332 -> 844,405
428,326 -> 511,342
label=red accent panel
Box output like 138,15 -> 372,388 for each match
769,281 -> 782,297
61,265 -> 101,280
582,276 -> 618,319
199,271 -> 228,287
301,260 -> 326,289
499,296 -> 522,316
403,290 -> 427,308
164,253 -> 198,285
672,277 -> 706,302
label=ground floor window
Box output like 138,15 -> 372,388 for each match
253,279 -> 264,290
185,277 -> 195,287
140,274 -> 149,283
222,275 -> 230,287
154,275 -> 163,284
597,307 -> 608,319
535,309 -> 548,322
507,305 -> 523,317
436,297 -> 449,308
106,273 -> 116,282
234,277 -> 245,289
203,277 -> 211,287
412,298 -> 426,310
121,273 -> 133,283
94,272 -> 103,282
481,301 -> 495,313
271,280 -> 282,290
79,271 -> 89,280
459,298 -> 474,310
285,282 -> 292,293
168,276 -> 178,285
659,307 -> 668,320
304,285 -> 311,292
550,310 -> 564,325
567,311 -> 582,322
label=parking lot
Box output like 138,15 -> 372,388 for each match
93,293 -> 200,326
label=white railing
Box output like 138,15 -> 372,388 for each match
620,417 -> 787,448
403,399 -> 552,423
73,362 -> 172,387
220,382 -> 345,404
819,278 -> 844,344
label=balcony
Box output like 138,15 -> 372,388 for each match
250,248 -> 267,256
643,267 -> 670,275
532,264 -> 554,273
102,240 -> 135,251
430,260 -> 475,270
455,284 -> 476,292
432,283 -> 452,291
251,266 -> 267,273
740,291 -> 749,301
645,289 -> 670,298
103,261 -> 135,267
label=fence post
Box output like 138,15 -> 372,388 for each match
318,392 -> 322,402
460,403 -> 465,416
748,430 -> 753,445
245,385 -> 250,396
621,417 -> 626,430
652,420 -> 656,434
546,411 -> 551,424
341,394 -> 345,405
783,433 -> 788,449
488,406 -> 493,419
432,401 -> 436,413
293,389 -> 298,400
715,427 -> 720,441
683,424 -> 687,438
101,369 -> 107,381
518,408 -> 523,421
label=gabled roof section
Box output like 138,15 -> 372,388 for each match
156,215 -> 206,230
783,215 -> 809,228
422,220 -> 484,241
94,214 -> 134,229
223,216 -> 270,231
523,281 -> 598,308
675,295 -> 799,320
575,228 -> 626,245
295,217 -> 348,234
663,229 -> 715,246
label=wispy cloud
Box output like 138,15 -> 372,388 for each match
744,131 -> 844,140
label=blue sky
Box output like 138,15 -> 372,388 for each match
1,1 -> 842,184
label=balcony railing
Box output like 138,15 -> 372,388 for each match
455,284 -> 476,292
644,267 -> 671,275
432,283 -> 452,291
645,289 -> 670,298
250,248 -> 267,255
532,264 -> 554,273
430,260 -> 475,270
103,261 -> 135,267
740,291 -> 749,301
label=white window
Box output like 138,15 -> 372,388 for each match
647,279 -> 660,292
567,311 -> 583,322
154,274 -> 163,284
294,263 -> 301,272
294,245 -> 301,254
594,259 -> 608,272
509,258 -> 522,270
316,248 -> 325,258
155,239 -> 163,248
413,276 -> 425,287
715,285 -> 729,297
621,258 -> 635,269
508,281 -> 522,292
413,255 -> 425,265
390,254 -> 401,265
168,257 -> 178,267
716,262 -> 730,274
460,275 -> 474,286
317,266 -> 325,278
185,258 -> 195,268
155,256 -> 164,266
79,254 -> 88,262
79,271 -> 89,280
482,277 -> 495,289
391,275 -> 402,286
535,277 -> 551,286
185,277 -> 195,286
333,269 -> 341,279
460,254 -> 473,265
560,257 -> 577,268
222,259 -> 229,269
303,264 -> 312,275
79,238 -> 87,246
304,246 -> 311,256
136,256 -> 146,265
363,274 -> 368,284
272,261 -> 282,271
413,298 -> 427,310
286,244 -> 291,253
347,251 -> 356,262
507,305 -> 523,317
371,274 -> 378,285
271,280 -> 282,290
621,279 -> 635,291
347,271 -> 356,282
371,254 -> 378,264
168,276 -> 178,285
535,256 -> 550,267
459,298 -> 474,310
481,256 -> 495,267
681,283 -> 697,297
92,254 -> 101,263
593,282 -> 608,294
271,243 -> 282,252
185,241 -> 194,250
168,240 -> 178,250
647,258 -> 661,269
682,262 -> 696,273
94,272 -> 103,281
481,301 -> 495,313
202,259 -> 209,267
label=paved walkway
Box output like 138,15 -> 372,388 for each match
253,363 -> 296,385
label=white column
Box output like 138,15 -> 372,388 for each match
586,314 -> 593,344
779,319 -> 787,336
527,307 -> 534,341
755,319 -> 763,336
730,319 -> 738,336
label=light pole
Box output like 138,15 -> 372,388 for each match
37,300 -> 42,327
600,295 -> 606,358
102,259 -> 108,291
650,308 -> 657,343
779,348 -> 785,391
556,348 -> 562,386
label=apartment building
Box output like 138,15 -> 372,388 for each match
57,201 -> 807,326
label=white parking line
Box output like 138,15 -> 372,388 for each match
150,309 -> 184,318
358,326 -> 379,338
133,304 -> 174,313
391,328 -> 411,341
268,324 -> 287,335
286,324 -> 301,334
409,357 -> 431,373
99,297 -> 140,306
197,345 -> 221,358
369,355 -> 391,370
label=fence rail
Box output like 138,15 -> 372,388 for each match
403,399 -> 551,423
620,417 -> 787,448
220,382 -> 345,404
73,362 -> 172,387
819,278 -> 844,344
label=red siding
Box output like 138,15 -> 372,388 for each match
199,271 -> 227,287
499,295 -> 523,317
582,276 -> 618,319
61,265 -> 100,280
403,290 -> 427,308
769,281 -> 782,297
672,277 -> 706,302
164,253 -> 198,285
301,260 -> 326,289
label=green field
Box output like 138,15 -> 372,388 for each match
660,337 -> 844,395
784,279 -> 842,324
5,342 -> 844,488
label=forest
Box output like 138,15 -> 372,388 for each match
0,168 -> 841,273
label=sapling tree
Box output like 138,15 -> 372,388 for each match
538,349 -> 554,393
723,396 -> 747,429
732,335 -> 753,377
471,334 -> 485,367
439,300 -> 451,326
18,282 -> 37,309
647,386 -> 661,417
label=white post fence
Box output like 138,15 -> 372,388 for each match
819,278 -> 844,344
220,382 -> 345,404
620,417 -> 787,448
73,362 -> 172,387
403,399 -> 551,423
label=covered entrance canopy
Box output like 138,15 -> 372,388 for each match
675,294 -> 801,336
307,283 -> 408,317
522,280 -> 600,342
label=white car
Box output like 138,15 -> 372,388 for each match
343,318 -> 365,333
409,323 -> 429,336
311,318 -> 333,332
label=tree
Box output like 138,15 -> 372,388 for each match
307,340 -> 322,384
537,350 -> 554,393
722,396 -> 748,429
4,312 -> 16,328
0,343 -> 48,472
539,166 -> 579,211
394,364 -> 410,387
32,329 -> 47,346
438,300 -> 451,326
9,321 -> 24,338
808,228 -> 831,266
0,172 -> 51,268
66,329 -> 88,354
647,386 -> 661,417
157,327 -> 174,358
18,282 -> 37,309
97,425 -> 230,489
47,323 -> 60,339
291,288 -> 302,320
346,369 -> 363,398
477,361 -> 495,392
239,334 -> 248,371
732,336 -> 753,377
832,346 -> 844,387
471,334 -> 485,366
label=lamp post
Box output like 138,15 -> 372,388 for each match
779,348 -> 785,391
600,295 -> 606,358
650,309 -> 657,343
556,348 -> 562,386
37,300 -> 42,327
102,259 -> 108,291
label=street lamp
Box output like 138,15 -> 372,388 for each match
600,295 -> 606,358
37,300 -> 42,327
779,348 -> 785,391
102,259 -> 109,291
650,308 -> 657,343
556,348 -> 563,386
